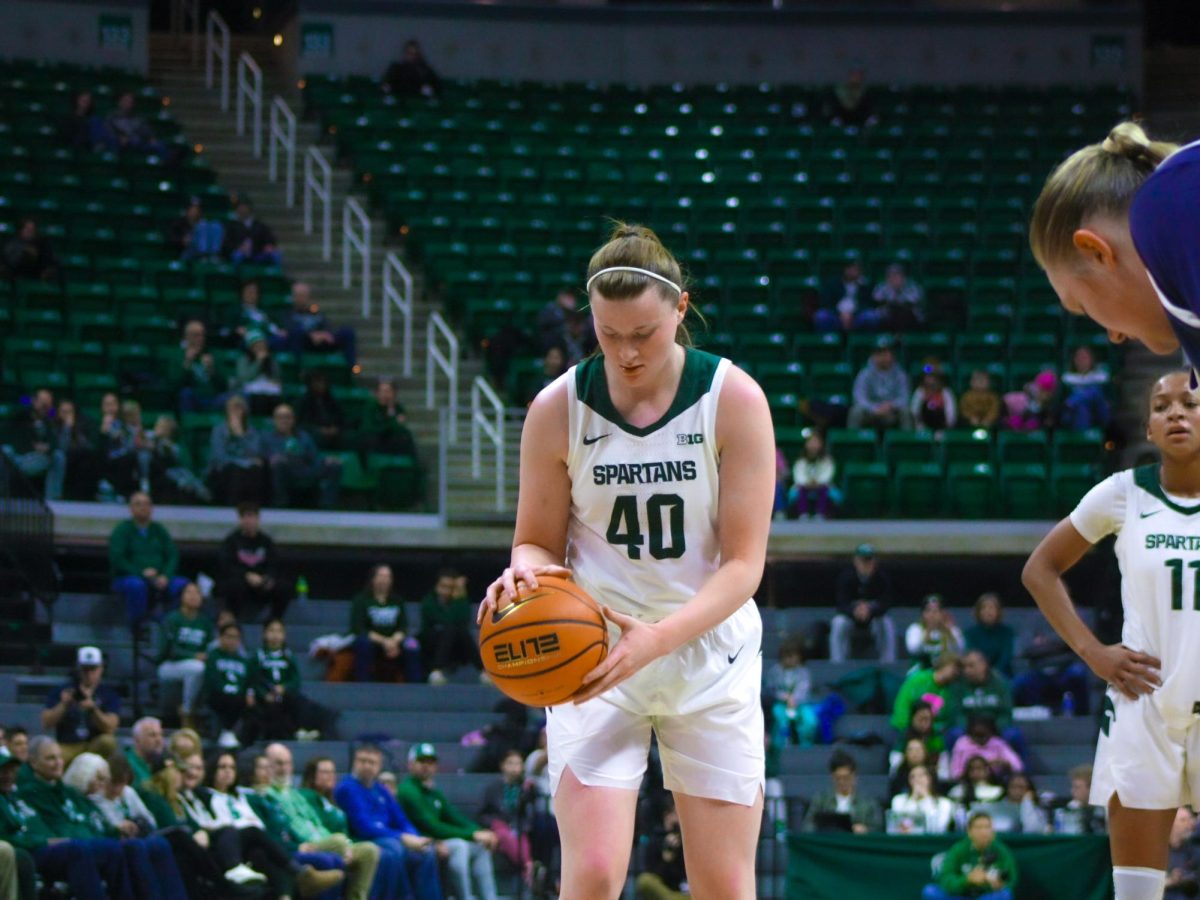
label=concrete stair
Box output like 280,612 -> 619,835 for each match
147,33 -> 520,521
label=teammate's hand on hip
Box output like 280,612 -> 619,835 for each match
1083,643 -> 1162,700
477,564 -> 572,624
573,606 -> 667,704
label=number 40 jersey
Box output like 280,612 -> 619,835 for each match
1071,465 -> 1200,730
563,348 -> 731,622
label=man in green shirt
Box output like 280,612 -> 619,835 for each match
203,622 -> 255,748
109,491 -> 188,629
124,717 -> 163,788
951,650 -> 1027,760
397,742 -> 498,900
418,570 -> 481,685
156,581 -> 213,730
923,810 -> 1017,899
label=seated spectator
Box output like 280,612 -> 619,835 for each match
1003,370 -> 1059,432
764,637 -> 814,747
264,404 -> 341,509
146,414 -> 211,504
233,279 -> 286,348
519,345 -> 567,407
360,380 -> 416,458
478,749 -> 555,889
633,796 -> 685,900
952,651 -> 1024,759
120,400 -> 153,493
156,582 -> 213,730
218,501 -> 292,622
60,89 -> 103,150
848,340 -> 913,431
922,810 -> 1017,900
832,543 -> 896,662
911,369 -> 957,433
889,703 -> 944,782
988,772 -> 1047,835
800,750 -> 882,833
905,594 -> 965,670
1166,807 -> 1200,899
787,431 -> 835,520
397,743 -> 499,900
57,398 -> 100,501
963,593 -> 1015,679
873,263 -> 925,331
536,290 -> 578,356
208,394 -> 266,506
419,569 -> 481,685
124,717 -> 164,788
284,282 -> 357,366
223,200 -> 281,267
167,728 -> 203,767
1052,764 -> 1106,834
41,646 -> 120,766
889,765 -> 954,834
382,39 -> 442,98
103,91 -> 168,157
888,735 -> 936,800
561,309 -> 596,365
203,622 -> 256,748
232,332 -> 283,415
167,197 -> 224,262
352,564 -> 422,683
5,731 -> 27,766
252,618 -> 331,740
64,753 -> 147,835
95,394 -> 140,500
815,261 -> 877,332
2,218 -> 57,282
1,387 -> 64,500
891,653 -> 962,748
1061,345 -> 1111,431
949,717 -> 1022,782
1011,624 -> 1091,715
335,743 -> 442,900
109,491 -> 188,628
959,370 -> 1002,429
947,756 -> 1004,809
175,320 -> 228,413
823,65 -> 876,128
297,369 -> 346,451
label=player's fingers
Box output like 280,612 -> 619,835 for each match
1128,651 -> 1163,670
1130,663 -> 1163,686
501,568 -> 520,601
601,605 -> 637,630
580,647 -> 621,686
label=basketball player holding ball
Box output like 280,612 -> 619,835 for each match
477,223 -> 775,900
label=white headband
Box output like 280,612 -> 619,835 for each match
585,266 -> 682,295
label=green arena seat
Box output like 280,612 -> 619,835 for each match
893,461 -> 943,518
946,462 -> 997,518
841,462 -> 889,518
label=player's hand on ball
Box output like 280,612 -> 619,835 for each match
1084,643 -> 1161,700
477,564 -> 573,624
573,606 -> 666,704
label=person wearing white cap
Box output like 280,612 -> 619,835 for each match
40,647 -> 119,766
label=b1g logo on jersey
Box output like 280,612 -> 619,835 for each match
492,633 -> 561,668
676,433 -> 704,445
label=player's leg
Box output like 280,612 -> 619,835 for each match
554,767 -> 638,900
673,789 -> 763,900
1108,794 -> 1174,899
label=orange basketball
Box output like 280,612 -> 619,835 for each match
478,575 -> 609,707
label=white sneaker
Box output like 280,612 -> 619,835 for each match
428,670 -> 447,686
217,730 -> 240,749
225,864 -> 267,884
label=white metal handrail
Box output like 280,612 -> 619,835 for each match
268,96 -> 296,207
236,52 -> 263,157
471,376 -> 506,511
426,311 -> 460,442
381,251 -> 414,377
303,146 -> 332,261
204,11 -> 230,111
343,197 -> 372,317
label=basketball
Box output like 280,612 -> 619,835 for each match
478,575 -> 609,707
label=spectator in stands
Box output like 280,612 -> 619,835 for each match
1061,345 -> 1111,431
251,618 -> 327,740
872,263 -> 925,331
41,646 -> 120,766
959,370 -> 1002,430
232,332 -> 283,414
297,370 -> 345,452
352,563 -> 422,683
171,752 -> 266,887
103,91 -> 167,157
1011,624 -> 1091,715
891,702 -> 944,773
1165,807 -> 1200,899
831,543 -> 896,662
815,260 -> 875,332
888,736 -> 935,800
905,594 -> 965,670
963,593 -> 1015,679
787,431 -> 835,520
223,200 -> 281,267
823,65 -> 876,128
57,398 -> 100,501
218,501 -> 292,622
335,743 -> 442,900
208,394 -> 266,506
1052,764 -> 1105,835
167,728 -> 202,768
146,415 -> 211,504
989,772 -> 1047,835
175,320 -> 228,414
382,39 -> 442,99
60,89 -> 102,150
420,569 -> 481,685
124,718 -> 164,788
633,796 -> 686,900
922,810 -> 1017,900
947,755 -> 1003,810
478,749 -> 555,890
1,387 -> 65,500
119,401 -> 153,494
949,716 -> 1022,781
284,282 -> 357,366
360,380 -> 416,458
1003,370 -> 1059,432
891,653 -> 962,748
233,279 -> 285,348
264,404 -> 342,509
536,290 -> 579,356
0,752 -> 132,900
911,369 -> 957,433
167,197 -> 224,262
203,621 -> 255,748
519,346 -> 567,408
848,339 -> 913,431
952,651 -> 1023,757
4,732 -> 26,766
95,395 -> 140,501
398,742 -> 499,900
109,491 -> 188,628
156,582 -> 212,731
2,218 -> 57,282
764,637 -> 813,747
889,764 -> 954,834
801,750 -> 881,833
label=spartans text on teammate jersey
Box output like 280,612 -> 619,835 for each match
592,460 -> 698,486
1145,534 -> 1200,551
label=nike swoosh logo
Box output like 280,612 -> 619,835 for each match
1141,510 -> 1163,519
582,433 -> 611,445
728,644 -> 745,665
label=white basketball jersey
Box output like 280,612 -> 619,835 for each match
563,349 -> 730,621
1071,465 -> 1200,728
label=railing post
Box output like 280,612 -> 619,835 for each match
426,312 -> 460,443
342,197 -> 372,318
269,96 -> 296,207
471,376 -> 506,511
236,52 -> 263,157
204,11 -> 230,111
382,252 -> 414,377
303,146 -> 332,261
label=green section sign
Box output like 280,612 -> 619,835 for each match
301,23 -> 334,60
98,13 -> 133,52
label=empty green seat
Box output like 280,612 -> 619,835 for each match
997,431 -> 1048,465
826,429 -> 878,465
883,431 -> 937,468
1052,464 -> 1097,517
943,430 -> 993,466
1000,463 -> 1051,518
1052,429 -> 1105,466
842,462 -> 889,518
946,462 -> 996,518
893,461 -> 943,518
755,361 -> 806,396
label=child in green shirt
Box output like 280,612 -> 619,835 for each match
203,622 -> 254,748
156,582 -> 214,728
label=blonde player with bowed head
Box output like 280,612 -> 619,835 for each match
1021,370 -> 1200,900
477,223 -> 775,900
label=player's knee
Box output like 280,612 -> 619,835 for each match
685,859 -> 754,899
566,847 -> 626,899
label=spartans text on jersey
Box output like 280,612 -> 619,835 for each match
1146,534 -> 1200,551
592,460 -> 698,486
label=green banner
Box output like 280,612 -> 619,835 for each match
301,23 -> 334,60
98,13 -> 133,52
788,833 -> 1112,900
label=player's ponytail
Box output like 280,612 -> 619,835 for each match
1029,121 -> 1179,270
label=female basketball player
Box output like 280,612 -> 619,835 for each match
1029,123 -> 1200,368
477,224 -> 775,900
1023,371 -> 1200,900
